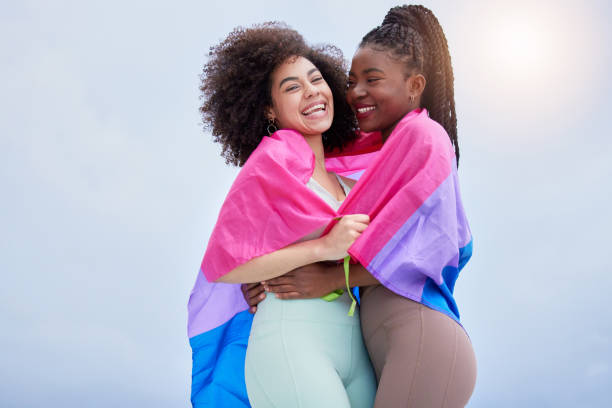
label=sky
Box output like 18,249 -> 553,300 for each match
1,0 -> 611,406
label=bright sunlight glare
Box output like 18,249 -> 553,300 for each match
485,16 -> 553,83
458,2 -> 602,130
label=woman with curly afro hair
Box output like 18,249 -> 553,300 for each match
188,23 -> 376,407
201,22 -> 359,167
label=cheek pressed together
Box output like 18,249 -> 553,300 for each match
347,46 -> 422,140
267,56 -> 334,138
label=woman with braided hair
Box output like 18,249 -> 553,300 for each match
257,5 -> 477,407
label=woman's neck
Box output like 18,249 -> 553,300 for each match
304,133 -> 346,201
381,122 -> 398,143
381,106 -> 421,143
304,134 -> 326,175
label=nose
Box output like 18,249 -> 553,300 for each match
350,82 -> 367,99
304,81 -> 319,98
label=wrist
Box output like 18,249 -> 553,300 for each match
331,263 -> 346,291
313,236 -> 330,262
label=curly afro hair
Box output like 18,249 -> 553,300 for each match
200,22 -> 357,167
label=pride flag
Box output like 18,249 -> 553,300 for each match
187,109 -> 472,407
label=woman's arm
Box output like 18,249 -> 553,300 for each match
216,238 -> 330,284
261,261 -> 379,299
215,214 -> 370,284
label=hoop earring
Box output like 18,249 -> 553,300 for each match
409,95 -> 415,104
267,119 -> 278,136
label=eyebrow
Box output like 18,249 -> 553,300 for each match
278,68 -> 321,88
349,67 -> 385,76
279,76 -> 298,88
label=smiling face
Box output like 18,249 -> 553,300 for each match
347,46 -> 424,140
267,56 -> 334,138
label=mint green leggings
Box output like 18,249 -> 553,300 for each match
245,293 -> 376,407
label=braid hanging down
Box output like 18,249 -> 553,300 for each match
360,5 -> 460,165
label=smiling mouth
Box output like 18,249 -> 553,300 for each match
301,103 -> 326,116
356,106 -> 376,114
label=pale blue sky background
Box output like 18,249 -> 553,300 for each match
1,0 -> 611,406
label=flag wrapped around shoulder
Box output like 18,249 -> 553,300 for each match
339,108 -> 473,321
188,128 -> 376,407
187,108 -> 472,407
325,130 -> 382,180
200,130 -> 340,283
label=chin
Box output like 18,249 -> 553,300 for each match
307,121 -> 333,135
357,121 -> 377,132
303,128 -> 330,137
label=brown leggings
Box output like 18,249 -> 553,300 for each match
360,285 -> 477,408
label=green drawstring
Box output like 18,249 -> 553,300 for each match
321,255 -> 356,317
344,256 -> 356,316
321,289 -> 343,301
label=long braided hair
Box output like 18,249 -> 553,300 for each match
360,5 -> 460,164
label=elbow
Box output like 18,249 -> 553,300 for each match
214,275 -> 231,283
214,269 -> 242,284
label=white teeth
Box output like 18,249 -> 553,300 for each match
302,104 -> 325,115
357,106 -> 376,113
